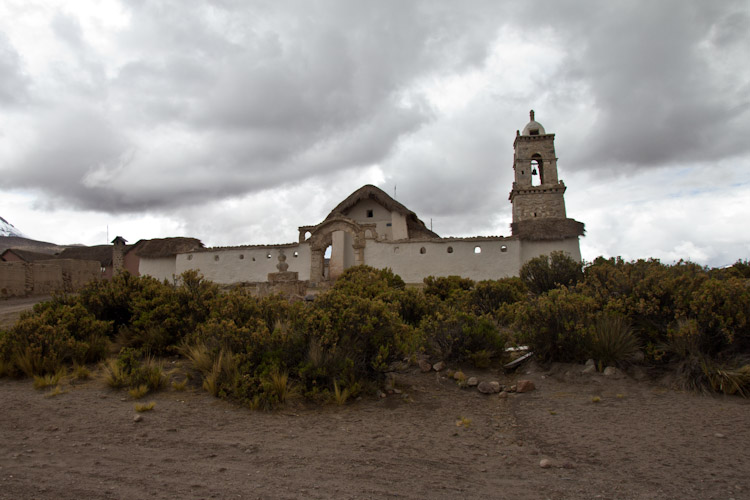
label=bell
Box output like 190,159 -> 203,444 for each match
531,168 -> 538,176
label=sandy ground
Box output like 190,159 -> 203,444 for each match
2,298 -> 749,499
1,360 -> 749,500
0,295 -> 50,330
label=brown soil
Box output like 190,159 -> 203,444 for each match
1,361 -> 748,500
0,295 -> 50,329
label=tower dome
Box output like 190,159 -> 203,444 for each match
521,109 -> 546,136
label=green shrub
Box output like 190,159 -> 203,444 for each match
520,251 -> 583,295
590,314 -> 639,368
420,309 -> 506,363
470,278 -> 527,315
1,302 -> 111,376
423,275 -> 474,302
513,287 -> 596,362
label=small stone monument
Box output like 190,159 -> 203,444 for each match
267,250 -> 298,284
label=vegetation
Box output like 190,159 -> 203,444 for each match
1,256 -> 749,402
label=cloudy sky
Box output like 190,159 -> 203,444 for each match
1,0 -> 749,267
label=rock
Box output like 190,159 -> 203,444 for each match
539,458 -> 553,468
419,360 -> 432,373
516,380 -> 536,393
581,364 -> 596,374
498,391 -> 509,399
377,390 -> 386,399
467,377 -> 478,387
714,433 -> 725,438
585,359 -> 596,366
453,371 -> 465,381
477,381 -> 501,394
603,366 -> 618,376
432,361 -> 446,372
509,385 -> 517,393
133,415 -> 143,423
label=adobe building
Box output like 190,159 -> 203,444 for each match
151,112 -> 584,287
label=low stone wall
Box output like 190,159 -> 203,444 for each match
0,259 -> 100,298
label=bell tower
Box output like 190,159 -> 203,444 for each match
509,110 -> 567,223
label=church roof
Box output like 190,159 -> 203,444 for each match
326,184 -> 439,239
521,109 -> 547,136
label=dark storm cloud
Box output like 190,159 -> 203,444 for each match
519,1 -> 750,171
2,0 -> 748,219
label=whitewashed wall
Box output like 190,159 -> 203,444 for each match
363,238 -> 522,283
139,257 -> 178,282
520,238 -> 582,264
175,244 -> 311,284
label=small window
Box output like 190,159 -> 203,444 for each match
386,223 -> 392,227
474,246 -> 482,254
239,254 -> 244,260
252,257 -> 256,262
447,246 -> 453,254
529,128 -> 539,135
187,255 -> 193,261
214,255 -> 220,261
394,246 -> 400,254
419,247 -> 426,254
293,251 -> 299,258
266,253 -> 272,259
366,209 -> 373,218
500,245 -> 508,253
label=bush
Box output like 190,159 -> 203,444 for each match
0,302 -> 111,376
470,278 -> 527,315
520,251 -> 583,295
513,287 -> 597,362
423,275 -> 474,303
590,314 -> 639,368
420,309 -> 506,364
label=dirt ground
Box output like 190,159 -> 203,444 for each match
0,295 -> 50,330
2,298 -> 749,499
1,359 -> 748,500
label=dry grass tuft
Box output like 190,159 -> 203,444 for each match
333,379 -> 350,406
33,369 -> 65,390
128,384 -> 150,399
134,401 -> 156,412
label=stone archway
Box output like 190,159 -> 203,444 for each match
307,217 -> 365,283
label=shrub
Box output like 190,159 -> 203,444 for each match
520,251 -> 583,295
470,278 -> 527,315
513,288 -> 597,362
420,309 -> 506,363
1,302 -> 111,376
589,314 -> 639,368
423,275 -> 474,303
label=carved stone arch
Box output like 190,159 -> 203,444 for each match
307,216 -> 366,282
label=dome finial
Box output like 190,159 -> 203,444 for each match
530,109 -> 535,121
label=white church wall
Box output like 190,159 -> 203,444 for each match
175,244 -> 311,284
139,257 -> 178,283
363,238 -> 522,283
520,238 -> 582,264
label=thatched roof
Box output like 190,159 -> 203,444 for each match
132,237 -> 204,258
0,248 -> 57,262
58,245 -> 113,266
511,218 -> 585,241
326,185 -> 439,239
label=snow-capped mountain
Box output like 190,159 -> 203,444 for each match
0,216 -> 27,238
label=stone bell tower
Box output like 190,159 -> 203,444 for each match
509,110 -> 567,223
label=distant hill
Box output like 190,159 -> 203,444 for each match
0,236 -> 65,255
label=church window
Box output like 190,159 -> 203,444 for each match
420,247 -> 426,254
366,209 -> 374,218
239,254 -> 244,260
447,246 -> 453,254
474,246 -> 482,254
293,251 -> 299,258
266,253 -> 272,259
214,255 -> 220,261
500,245 -> 508,253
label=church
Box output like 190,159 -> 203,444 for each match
138,112 -> 585,287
